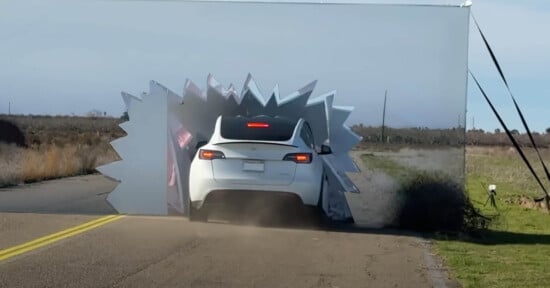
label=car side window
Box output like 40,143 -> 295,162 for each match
300,122 -> 315,149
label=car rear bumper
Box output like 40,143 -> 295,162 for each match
190,190 -> 306,209
189,158 -> 322,209
189,177 -> 320,209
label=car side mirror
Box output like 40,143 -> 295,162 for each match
319,144 -> 332,155
195,141 -> 207,149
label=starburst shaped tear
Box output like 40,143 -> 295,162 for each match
98,74 -> 362,220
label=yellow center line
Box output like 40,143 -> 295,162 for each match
0,214 -> 125,262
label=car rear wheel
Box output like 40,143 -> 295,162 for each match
189,202 -> 208,222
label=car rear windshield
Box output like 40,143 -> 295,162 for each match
220,116 -> 297,141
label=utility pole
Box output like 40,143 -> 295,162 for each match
8,101 -> 10,115
381,90 -> 387,143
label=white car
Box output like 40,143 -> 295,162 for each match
188,115 -> 331,221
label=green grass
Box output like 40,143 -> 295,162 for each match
435,147 -> 550,288
361,153 -> 419,184
362,147 -> 550,287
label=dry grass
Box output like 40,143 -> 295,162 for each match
0,144 -> 23,187
0,142 -> 120,187
20,143 -> 119,183
0,115 -> 123,187
466,146 -> 550,199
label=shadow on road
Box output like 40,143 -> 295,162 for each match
197,193 -> 329,229
201,199 -> 550,247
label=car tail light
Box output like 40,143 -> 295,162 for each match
199,149 -> 225,160
283,153 -> 312,164
247,122 -> 270,128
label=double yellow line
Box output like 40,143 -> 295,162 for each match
0,215 -> 125,262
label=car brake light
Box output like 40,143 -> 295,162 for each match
199,149 -> 225,160
283,153 -> 312,164
296,154 -> 309,162
247,122 -> 270,128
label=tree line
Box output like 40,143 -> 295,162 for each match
351,124 -> 550,147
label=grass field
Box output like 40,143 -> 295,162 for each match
435,146 -> 550,288
361,153 -> 414,183
360,146 -> 550,287
0,115 -> 123,187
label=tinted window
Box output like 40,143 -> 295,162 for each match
220,116 -> 298,141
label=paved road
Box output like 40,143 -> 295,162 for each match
0,175 -> 117,214
0,175 -> 457,288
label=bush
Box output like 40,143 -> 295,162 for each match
395,173 -> 490,232
0,119 -> 26,147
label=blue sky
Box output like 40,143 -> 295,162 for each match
466,0 -> 550,133
0,0 -> 548,132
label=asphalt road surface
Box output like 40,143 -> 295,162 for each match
0,175 -> 457,288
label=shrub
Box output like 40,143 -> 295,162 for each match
395,173 -> 490,232
0,119 -> 26,147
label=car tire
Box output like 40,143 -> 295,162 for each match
189,202 -> 208,222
